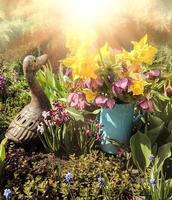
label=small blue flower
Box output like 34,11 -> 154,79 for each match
98,177 -> 105,188
3,189 -> 12,200
65,172 -> 73,183
149,154 -> 155,162
150,178 -> 156,186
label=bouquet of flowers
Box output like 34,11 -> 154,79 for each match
62,33 -> 168,113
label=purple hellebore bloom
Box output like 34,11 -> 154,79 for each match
144,69 -> 161,80
83,78 -> 102,89
95,96 -> 116,109
68,92 -> 89,110
112,78 -> 131,93
106,98 -> 116,109
138,98 -> 153,112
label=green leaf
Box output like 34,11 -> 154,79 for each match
146,123 -> 164,144
148,115 -> 164,129
153,91 -> 170,101
130,132 -> 151,172
157,143 -> 172,172
83,109 -> 101,115
66,107 -> 84,122
91,109 -> 101,115
0,138 -> 7,162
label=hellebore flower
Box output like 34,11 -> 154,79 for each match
65,172 -> 73,183
3,189 -> 12,200
0,75 -> 6,90
68,92 -> 89,110
144,69 -> 161,80
106,98 -> 116,109
150,178 -> 156,186
149,154 -> 155,162
138,98 -> 153,112
83,78 -> 102,89
95,96 -> 116,109
112,78 -> 131,93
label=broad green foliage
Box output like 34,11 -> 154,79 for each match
130,132 -> 151,172
0,138 -> 7,177
148,143 -> 172,200
130,121 -> 172,199
157,143 -> 172,172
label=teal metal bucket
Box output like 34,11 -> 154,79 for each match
100,104 -> 134,154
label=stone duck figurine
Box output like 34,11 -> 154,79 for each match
5,54 -> 51,143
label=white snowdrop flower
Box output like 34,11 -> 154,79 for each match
37,122 -> 44,134
42,111 -> 50,119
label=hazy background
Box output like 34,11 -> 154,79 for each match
0,0 -> 172,65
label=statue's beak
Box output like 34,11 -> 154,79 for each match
36,54 -> 48,67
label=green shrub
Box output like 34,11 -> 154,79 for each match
2,147 -> 144,199
0,59 -> 30,132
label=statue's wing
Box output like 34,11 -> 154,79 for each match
5,105 -> 41,143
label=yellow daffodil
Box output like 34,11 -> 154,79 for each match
128,72 -> 147,95
131,34 -> 157,65
63,28 -> 100,79
97,42 -> 119,67
117,35 -> 157,66
129,79 -> 146,95
83,89 -> 97,102
63,50 -> 99,79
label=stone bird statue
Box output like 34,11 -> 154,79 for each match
5,54 -> 51,143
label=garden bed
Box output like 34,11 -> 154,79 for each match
1,2 -> 172,199
1,141 -> 145,200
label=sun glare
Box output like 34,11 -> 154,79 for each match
62,0 -> 123,27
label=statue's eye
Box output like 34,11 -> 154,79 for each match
34,59 -> 36,63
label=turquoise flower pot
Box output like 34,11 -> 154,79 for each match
100,104 -> 134,154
